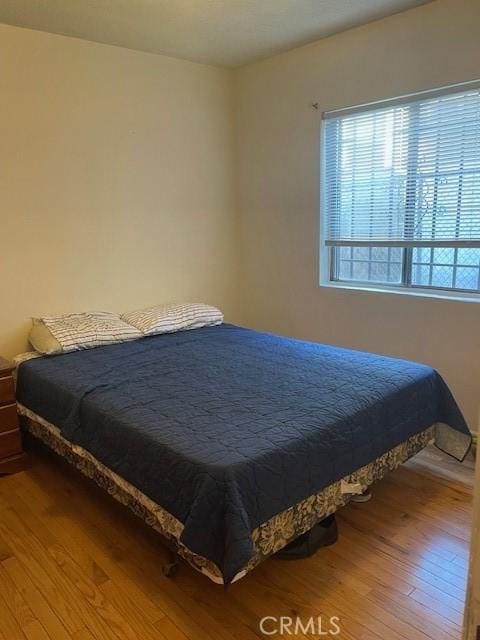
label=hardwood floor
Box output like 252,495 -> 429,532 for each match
0,444 -> 473,640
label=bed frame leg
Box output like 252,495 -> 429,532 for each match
162,550 -> 179,578
351,489 -> 372,503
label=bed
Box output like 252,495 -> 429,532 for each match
15,323 -> 471,584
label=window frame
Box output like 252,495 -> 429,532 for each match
319,80 -> 480,302
327,245 -> 480,295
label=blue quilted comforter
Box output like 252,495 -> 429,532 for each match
16,324 -> 470,582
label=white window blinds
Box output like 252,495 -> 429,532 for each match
322,84 -> 480,248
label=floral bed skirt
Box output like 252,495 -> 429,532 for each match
18,403 -> 434,584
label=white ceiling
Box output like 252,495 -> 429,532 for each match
0,0 -> 433,67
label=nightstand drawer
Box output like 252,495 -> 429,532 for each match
0,404 -> 19,434
0,430 -> 22,459
0,376 -> 15,406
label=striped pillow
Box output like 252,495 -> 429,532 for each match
121,303 -> 223,336
37,312 -> 142,354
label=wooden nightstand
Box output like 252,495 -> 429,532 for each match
0,356 -> 28,475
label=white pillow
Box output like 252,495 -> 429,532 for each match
121,303 -> 223,336
32,312 -> 142,354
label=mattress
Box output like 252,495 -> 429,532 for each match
16,324 -> 471,583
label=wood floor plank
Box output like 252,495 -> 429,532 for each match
47,543 -> 139,640
229,573 -> 337,640
321,543 -> 414,596
21,620 -> 51,640
408,587 -> 464,626
22,459 -> 226,640
13,471 -> 165,626
338,506 -> 468,577
370,487 -> 472,543
0,501 -> 119,640
337,514 -> 468,595
4,494 -> 136,640
72,629 -> 97,640
0,514 -> 84,635
1,556 -> 71,640
153,617 -> 191,640
0,531 -> 14,562
381,473 -> 472,522
172,572 -> 269,640
31,459 -> 238,640
99,579 -> 170,640
7,483 -> 165,640
0,563 -> 37,631
0,443 -> 472,640
337,523 -> 467,603
366,585 -> 461,640
0,581 -> 28,640
452,554 -> 470,570
373,579 -> 464,636
254,558 -> 428,640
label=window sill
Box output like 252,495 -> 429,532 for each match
320,280 -> 480,304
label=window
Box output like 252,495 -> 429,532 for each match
321,82 -> 480,297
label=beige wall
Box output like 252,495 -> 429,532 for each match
0,24 -> 238,358
235,0 -> 480,429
